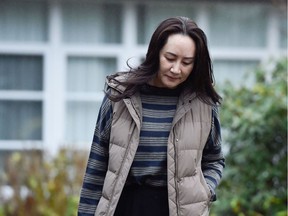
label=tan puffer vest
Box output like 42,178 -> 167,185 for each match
95,80 -> 212,216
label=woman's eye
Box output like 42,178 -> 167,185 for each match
183,62 -> 192,66
165,57 -> 174,62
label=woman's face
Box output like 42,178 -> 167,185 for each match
149,34 -> 196,89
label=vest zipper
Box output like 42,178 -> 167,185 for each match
107,99 -> 140,215
173,128 -> 181,216
107,131 -> 137,214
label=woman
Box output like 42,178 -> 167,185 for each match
78,17 -> 225,216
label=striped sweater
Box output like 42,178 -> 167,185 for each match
78,84 -> 225,216
126,84 -> 180,187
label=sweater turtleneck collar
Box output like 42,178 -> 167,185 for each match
140,83 -> 182,96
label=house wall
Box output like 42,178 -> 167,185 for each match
0,0 -> 286,156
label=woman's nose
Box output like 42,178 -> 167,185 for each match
170,63 -> 181,74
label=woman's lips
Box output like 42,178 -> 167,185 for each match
166,75 -> 179,81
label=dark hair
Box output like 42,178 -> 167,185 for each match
107,16 -> 221,104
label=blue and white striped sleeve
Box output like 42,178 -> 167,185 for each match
202,105 -> 225,201
78,93 -> 113,216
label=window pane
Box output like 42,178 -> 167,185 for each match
208,4 -> 268,48
137,4 -> 198,44
0,55 -> 43,91
62,2 -> 122,44
67,57 -> 116,92
213,60 -> 259,86
66,101 -> 101,142
279,13 -> 287,49
0,101 -> 42,140
0,1 -> 48,42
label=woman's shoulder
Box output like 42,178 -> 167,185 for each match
107,72 -> 130,83
105,72 -> 130,93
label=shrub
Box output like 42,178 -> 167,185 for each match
211,58 -> 287,216
0,149 -> 88,216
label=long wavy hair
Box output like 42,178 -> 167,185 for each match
107,16 -> 221,105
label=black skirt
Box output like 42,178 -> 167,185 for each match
114,185 -> 169,216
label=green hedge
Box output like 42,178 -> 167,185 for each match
211,58 -> 287,216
